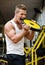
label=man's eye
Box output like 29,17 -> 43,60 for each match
21,14 -> 23,15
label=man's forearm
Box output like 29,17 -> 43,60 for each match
11,29 -> 27,43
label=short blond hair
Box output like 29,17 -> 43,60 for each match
15,4 -> 27,13
15,4 -> 27,10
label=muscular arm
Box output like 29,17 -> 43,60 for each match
25,30 -> 35,40
4,22 -> 28,43
22,24 -> 35,40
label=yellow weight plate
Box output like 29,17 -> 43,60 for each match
23,19 -> 40,30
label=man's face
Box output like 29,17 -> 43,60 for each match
16,9 -> 27,21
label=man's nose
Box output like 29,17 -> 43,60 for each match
23,15 -> 26,19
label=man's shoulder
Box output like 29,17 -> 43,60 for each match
4,20 -> 13,30
5,20 -> 13,27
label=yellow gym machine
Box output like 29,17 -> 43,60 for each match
24,19 -> 45,65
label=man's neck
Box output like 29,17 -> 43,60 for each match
12,17 -> 22,29
13,17 -> 22,24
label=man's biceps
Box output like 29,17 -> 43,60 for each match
5,29 -> 15,37
9,30 -> 16,37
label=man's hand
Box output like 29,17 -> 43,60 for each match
22,24 -> 31,31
